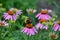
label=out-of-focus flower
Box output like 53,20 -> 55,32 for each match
48,10 -> 52,13
3,10 -> 17,20
36,9 -> 51,20
16,10 -> 22,15
49,32 -> 58,39
0,20 -> 8,26
35,19 -> 48,30
53,20 -> 60,31
21,18 -> 37,36
26,8 -> 37,13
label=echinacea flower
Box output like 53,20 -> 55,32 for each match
49,32 -> 58,39
35,19 -> 48,30
9,8 -> 22,15
3,10 -> 17,20
3,8 -> 22,20
21,23 -> 37,36
16,10 -> 22,15
36,9 -> 51,20
53,20 -> 60,31
26,8 -> 36,13
21,18 -> 37,36
0,20 -> 8,26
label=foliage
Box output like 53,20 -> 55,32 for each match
0,0 -> 60,40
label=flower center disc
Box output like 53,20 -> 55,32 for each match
57,21 -> 60,25
50,35 -> 56,39
41,9 -> 48,14
28,9 -> 33,13
0,22 -> 4,26
39,19 -> 47,23
26,24 -> 33,28
8,10 -> 14,15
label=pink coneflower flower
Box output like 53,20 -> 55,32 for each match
9,8 -> 22,15
53,21 -> 60,31
36,9 -> 51,20
0,20 -> 8,26
21,19 -> 37,36
21,23 -> 37,36
35,19 -> 48,30
3,10 -> 17,20
16,10 -> 22,15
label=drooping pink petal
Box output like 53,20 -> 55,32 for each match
32,27 -> 37,33
38,15 -> 45,20
29,28 -> 35,36
27,29 -> 30,35
35,23 -> 43,29
5,15 -> 12,20
43,25 -> 48,30
22,27 -> 28,33
36,13 -> 41,18
3,14 -> 9,18
12,15 -> 17,20
3,13 -> 17,20
58,25 -> 60,31
45,14 -> 51,20
21,27 -> 37,36
21,27 -> 27,32
53,24 -> 59,31
16,10 -> 22,15
36,13 -> 51,20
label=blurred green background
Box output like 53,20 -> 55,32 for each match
0,0 -> 60,18
0,0 -> 60,40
